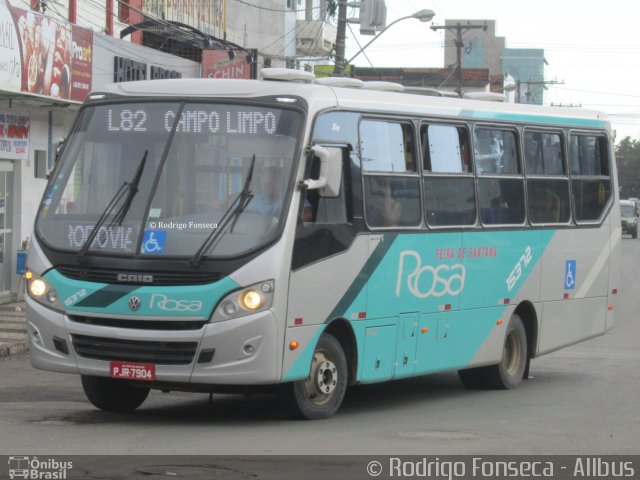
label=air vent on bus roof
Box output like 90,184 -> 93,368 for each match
463,92 -> 506,102
260,68 -> 315,83
403,87 -> 460,98
361,81 -> 404,92
314,77 -> 364,88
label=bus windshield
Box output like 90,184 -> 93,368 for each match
36,101 -> 302,258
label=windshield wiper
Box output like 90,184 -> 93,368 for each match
110,150 -> 147,226
190,154 -> 256,267
77,150 -> 148,259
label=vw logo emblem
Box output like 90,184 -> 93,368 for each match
128,296 -> 142,311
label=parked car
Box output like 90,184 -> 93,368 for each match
620,199 -> 638,238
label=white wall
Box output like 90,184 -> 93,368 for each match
9,107 -> 76,293
226,0 -> 291,67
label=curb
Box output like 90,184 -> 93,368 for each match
0,342 -> 28,358
0,301 -> 27,359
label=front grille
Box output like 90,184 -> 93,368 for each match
68,315 -> 207,331
57,266 -> 221,286
72,334 -> 198,365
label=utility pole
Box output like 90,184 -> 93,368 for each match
516,79 -> 564,104
333,0 -> 348,76
430,22 -> 487,97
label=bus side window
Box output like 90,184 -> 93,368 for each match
422,123 -> 476,227
570,134 -> 611,222
524,130 -> 570,225
360,119 -> 421,229
474,127 -> 525,226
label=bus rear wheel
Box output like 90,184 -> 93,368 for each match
458,314 -> 528,390
279,333 -> 348,420
484,313 -> 528,389
81,375 -> 150,412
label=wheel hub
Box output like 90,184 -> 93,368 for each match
504,328 -> 523,376
303,351 -> 339,406
315,359 -> 338,395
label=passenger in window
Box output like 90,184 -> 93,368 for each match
249,166 -> 284,217
475,129 -> 503,173
302,193 -> 314,222
533,189 -> 561,223
367,177 -> 402,227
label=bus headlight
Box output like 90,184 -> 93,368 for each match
26,271 -> 63,311
240,290 -> 263,310
29,278 -> 47,297
212,280 -> 274,322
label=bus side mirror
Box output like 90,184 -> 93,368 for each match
302,145 -> 342,198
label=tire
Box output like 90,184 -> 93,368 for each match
458,314 -> 528,390
458,366 -> 487,389
278,333 -> 348,420
483,314 -> 528,389
81,375 -> 150,413
633,228 -> 638,239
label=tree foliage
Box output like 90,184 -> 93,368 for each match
615,136 -> 640,198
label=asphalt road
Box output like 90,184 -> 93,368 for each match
0,239 -> 638,460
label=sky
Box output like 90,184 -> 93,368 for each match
343,0 -> 640,143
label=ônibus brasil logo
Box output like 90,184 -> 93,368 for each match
8,456 -> 73,479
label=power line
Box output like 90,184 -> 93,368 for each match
431,21 -> 488,96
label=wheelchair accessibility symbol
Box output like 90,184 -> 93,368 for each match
564,260 -> 577,290
142,230 -> 167,254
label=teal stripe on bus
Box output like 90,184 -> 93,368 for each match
283,229 -> 556,384
44,269 -> 239,318
460,109 -> 608,128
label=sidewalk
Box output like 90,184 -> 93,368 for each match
0,301 -> 28,358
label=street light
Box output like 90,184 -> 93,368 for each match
346,9 -> 435,65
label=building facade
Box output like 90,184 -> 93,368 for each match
443,18 -> 546,105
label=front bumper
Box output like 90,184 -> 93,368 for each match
26,296 -> 280,386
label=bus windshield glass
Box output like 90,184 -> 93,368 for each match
36,101 -> 302,257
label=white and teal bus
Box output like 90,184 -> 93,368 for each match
26,70 -> 620,419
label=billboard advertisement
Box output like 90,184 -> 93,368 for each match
0,0 -> 22,92
0,1 -> 92,102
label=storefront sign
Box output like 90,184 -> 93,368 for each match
202,49 -> 256,79
0,1 -> 93,102
114,56 -> 182,82
0,110 -> 29,160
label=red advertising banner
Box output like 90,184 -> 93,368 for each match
9,5 -> 92,101
202,49 -> 256,80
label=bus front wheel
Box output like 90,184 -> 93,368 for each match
279,333 -> 348,420
81,375 -> 150,412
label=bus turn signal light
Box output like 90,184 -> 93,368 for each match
289,341 -> 299,350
